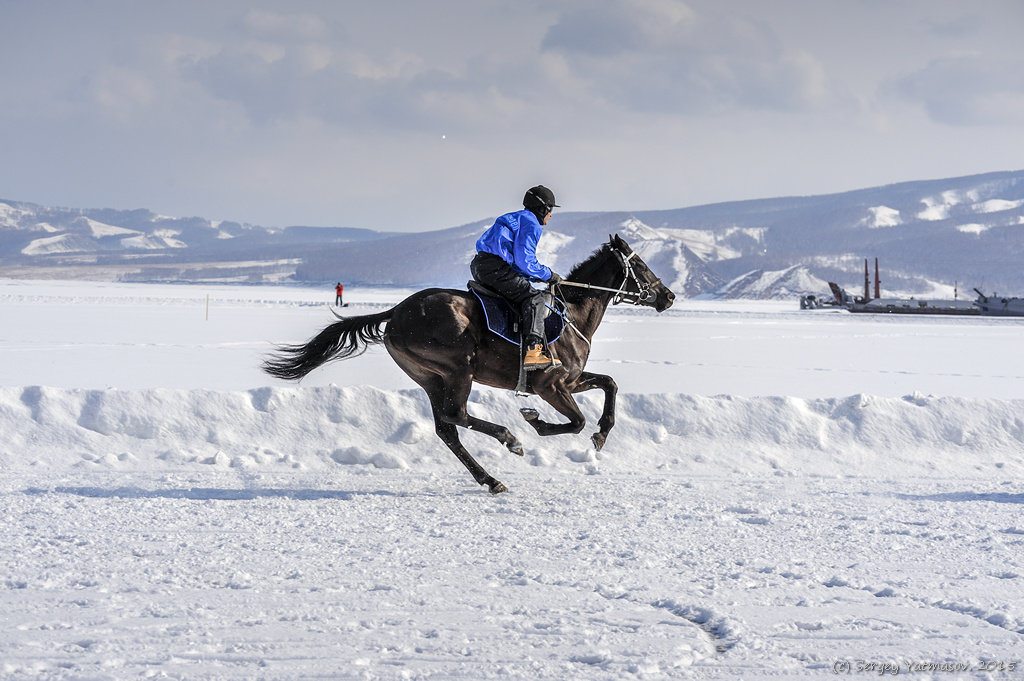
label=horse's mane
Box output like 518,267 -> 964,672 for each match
561,242 -> 619,303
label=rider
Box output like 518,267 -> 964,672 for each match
472,185 -> 564,370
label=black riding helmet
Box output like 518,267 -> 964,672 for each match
523,185 -> 559,221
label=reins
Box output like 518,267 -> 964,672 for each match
555,247 -> 660,306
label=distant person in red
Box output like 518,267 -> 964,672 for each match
334,282 -> 344,307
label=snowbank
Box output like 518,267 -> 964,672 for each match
4,385 -> 1021,481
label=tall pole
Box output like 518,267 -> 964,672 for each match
864,259 -> 870,301
874,257 -> 880,299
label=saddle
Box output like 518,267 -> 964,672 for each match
467,281 -> 564,346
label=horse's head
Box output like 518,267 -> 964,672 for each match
608,234 -> 676,312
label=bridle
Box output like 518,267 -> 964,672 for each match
556,245 -> 662,306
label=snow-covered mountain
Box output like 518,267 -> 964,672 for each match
714,265 -> 829,301
0,202 -> 388,284
4,169 -> 1024,298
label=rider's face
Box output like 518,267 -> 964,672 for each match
542,210 -> 552,225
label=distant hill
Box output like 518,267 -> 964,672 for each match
4,169 -> 1024,299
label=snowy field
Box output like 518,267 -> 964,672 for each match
1,279 -> 1023,680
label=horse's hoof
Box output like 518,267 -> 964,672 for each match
520,408 -> 539,422
488,480 -> 508,494
591,432 -> 606,450
508,440 -> 525,457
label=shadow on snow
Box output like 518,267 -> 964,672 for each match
894,491 -> 1024,505
23,486 -> 409,501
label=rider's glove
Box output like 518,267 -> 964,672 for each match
548,271 -> 564,285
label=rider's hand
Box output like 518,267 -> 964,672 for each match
548,271 -> 564,285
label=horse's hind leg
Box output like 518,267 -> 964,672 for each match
386,337 -> 521,492
466,416 -> 525,456
423,378 -> 518,493
434,373 -> 526,457
433,418 -> 508,494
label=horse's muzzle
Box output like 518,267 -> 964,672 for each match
654,288 -> 676,312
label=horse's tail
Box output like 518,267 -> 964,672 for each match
262,309 -> 393,381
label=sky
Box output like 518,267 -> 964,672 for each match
2,1 -> 1024,232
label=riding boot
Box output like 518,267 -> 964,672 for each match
523,341 -> 560,370
521,295 -> 561,370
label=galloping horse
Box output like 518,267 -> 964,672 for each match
262,234 -> 675,493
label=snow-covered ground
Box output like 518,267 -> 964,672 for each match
1,279 -> 1022,679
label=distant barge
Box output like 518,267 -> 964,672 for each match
846,298 -> 979,316
806,258 -> 1024,317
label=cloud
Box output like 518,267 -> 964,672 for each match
892,54 -> 1024,126
88,67 -> 160,122
165,2 -> 833,138
241,9 -> 329,41
180,43 -> 489,134
921,13 -> 983,39
540,0 -> 830,115
166,7 -> 505,133
541,0 -> 696,57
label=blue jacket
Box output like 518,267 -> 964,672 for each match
475,209 -> 552,281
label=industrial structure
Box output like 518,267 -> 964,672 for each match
803,259 -> 1024,317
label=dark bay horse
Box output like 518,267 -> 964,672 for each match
262,234 -> 675,493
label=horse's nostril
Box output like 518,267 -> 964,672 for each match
667,292 -> 676,300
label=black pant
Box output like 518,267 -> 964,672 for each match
471,252 -> 549,345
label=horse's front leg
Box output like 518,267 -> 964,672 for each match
519,373 -> 618,449
520,380 -> 588,439
572,372 -> 617,450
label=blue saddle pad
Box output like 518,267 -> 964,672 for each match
471,289 -> 565,346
